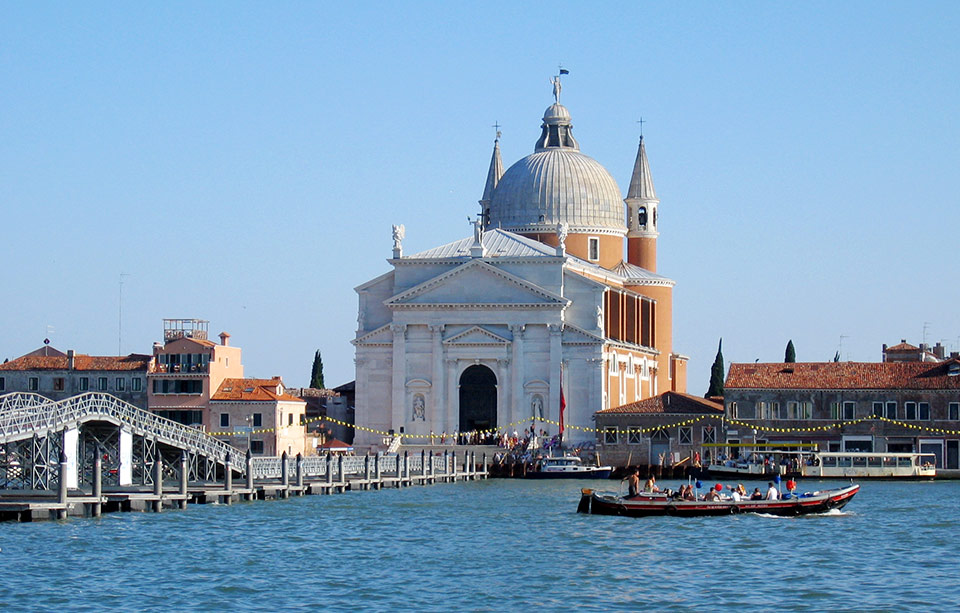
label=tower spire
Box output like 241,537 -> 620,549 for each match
479,127 -> 503,222
625,134 -> 660,271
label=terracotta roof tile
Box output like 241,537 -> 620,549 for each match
597,391 -> 724,415
0,354 -> 151,372
211,378 -> 305,403
885,342 -> 919,352
726,360 -> 960,391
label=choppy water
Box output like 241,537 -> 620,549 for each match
0,478 -> 956,611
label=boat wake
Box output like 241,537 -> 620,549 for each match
751,508 -> 852,519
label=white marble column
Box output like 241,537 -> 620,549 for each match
391,323 -> 407,433
429,324 -> 445,429
509,324 -> 525,429
548,324 -> 562,424
445,358 -> 459,435
496,358 -> 510,431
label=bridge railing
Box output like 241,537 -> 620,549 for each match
0,392 -> 243,472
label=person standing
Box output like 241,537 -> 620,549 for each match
625,468 -> 640,498
765,482 -> 779,500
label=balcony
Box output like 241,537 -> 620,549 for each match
151,363 -> 209,375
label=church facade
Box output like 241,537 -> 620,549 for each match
353,86 -> 687,447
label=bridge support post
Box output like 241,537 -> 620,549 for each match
374,453 -> 381,490
92,451 -> 102,517
326,453 -> 333,490
451,450 -> 458,482
153,453 -> 163,512
337,453 -> 344,492
281,452 -> 289,499
482,453 -> 487,479
224,453 -> 233,505
119,428 -> 133,486
296,453 -> 304,492
245,449 -> 254,501
179,451 -> 188,510
57,451 -> 69,520
364,453 -> 371,490
420,449 -> 426,483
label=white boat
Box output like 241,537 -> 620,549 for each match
805,452 -> 936,479
525,454 -> 613,479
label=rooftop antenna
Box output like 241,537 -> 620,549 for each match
923,321 -> 931,346
839,335 -> 849,361
118,272 -> 130,355
45,325 -> 54,345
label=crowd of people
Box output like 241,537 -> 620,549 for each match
623,469 -> 800,502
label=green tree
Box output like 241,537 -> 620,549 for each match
310,350 -> 325,389
785,339 -> 796,363
706,338 -> 725,398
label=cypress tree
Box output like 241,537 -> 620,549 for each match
310,350 -> 325,389
785,340 -> 796,363
706,338 -> 725,398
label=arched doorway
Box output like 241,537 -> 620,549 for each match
459,365 -> 497,433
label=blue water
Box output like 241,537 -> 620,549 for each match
0,478 -> 956,611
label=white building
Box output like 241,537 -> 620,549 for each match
353,83 -> 688,448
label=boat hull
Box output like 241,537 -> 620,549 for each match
525,468 -> 612,480
577,484 -> 859,518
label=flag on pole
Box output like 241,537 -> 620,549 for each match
559,369 -> 566,443
559,68 -> 569,75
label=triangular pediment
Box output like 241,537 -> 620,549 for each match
352,324 -> 393,346
385,259 -> 568,309
562,323 -> 604,345
444,326 -> 510,346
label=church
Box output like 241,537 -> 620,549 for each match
353,82 -> 688,447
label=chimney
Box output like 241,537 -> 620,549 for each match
67,349 -> 75,370
219,332 -> 230,346
934,343 -> 946,360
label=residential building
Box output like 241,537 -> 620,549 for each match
882,339 -> 948,363
147,319 -> 243,430
211,377 -> 307,456
0,343 -> 151,408
353,83 -> 688,448
724,359 -> 960,469
595,392 -> 724,467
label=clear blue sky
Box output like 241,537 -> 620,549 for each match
2,3 -> 959,396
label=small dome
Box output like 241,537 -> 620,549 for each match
542,103 -> 571,123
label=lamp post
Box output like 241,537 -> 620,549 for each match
245,415 -> 253,452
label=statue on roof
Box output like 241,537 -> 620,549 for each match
392,224 -> 405,251
550,75 -> 562,104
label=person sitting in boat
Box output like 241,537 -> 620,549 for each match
765,482 -> 779,500
625,469 -> 640,498
643,475 -> 660,493
729,485 -> 742,502
704,487 -> 720,502
750,487 -> 763,500
683,485 -> 696,501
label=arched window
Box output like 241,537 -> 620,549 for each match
638,206 -> 647,228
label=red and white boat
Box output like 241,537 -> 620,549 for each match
577,484 -> 859,518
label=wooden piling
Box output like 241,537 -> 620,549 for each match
92,451 -> 102,517
57,451 -> 68,520
179,451 -> 189,510
280,452 -> 289,498
245,449 -> 254,501
153,453 -> 163,512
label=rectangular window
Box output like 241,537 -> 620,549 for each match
288,413 -> 294,426
220,414 -> 230,428
905,402 -> 917,421
830,402 -> 840,420
98,377 -> 108,391
843,401 -> 855,420
950,403 -> 960,421
79,377 -> 89,391
756,401 -> 768,419
29,377 -> 39,391
728,402 -> 737,418
250,440 -> 264,454
678,427 -> 692,445
918,402 -> 930,420
702,426 -> 716,444
588,237 -> 600,261
115,378 -> 125,392
885,401 -> 896,420
253,413 -> 262,428
872,402 -> 884,418
787,401 -> 799,420
627,427 -> 642,445
603,427 -> 618,445
771,402 -> 780,419
0,377 -> 4,391
53,378 -> 65,392
132,378 -> 141,392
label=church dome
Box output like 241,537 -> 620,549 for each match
486,103 -> 627,235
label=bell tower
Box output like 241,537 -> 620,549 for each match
625,135 -> 659,272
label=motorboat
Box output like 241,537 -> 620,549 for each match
525,454 -> 613,479
577,483 -> 859,517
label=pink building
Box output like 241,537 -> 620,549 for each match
210,377 -> 307,456
147,319 -> 243,430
